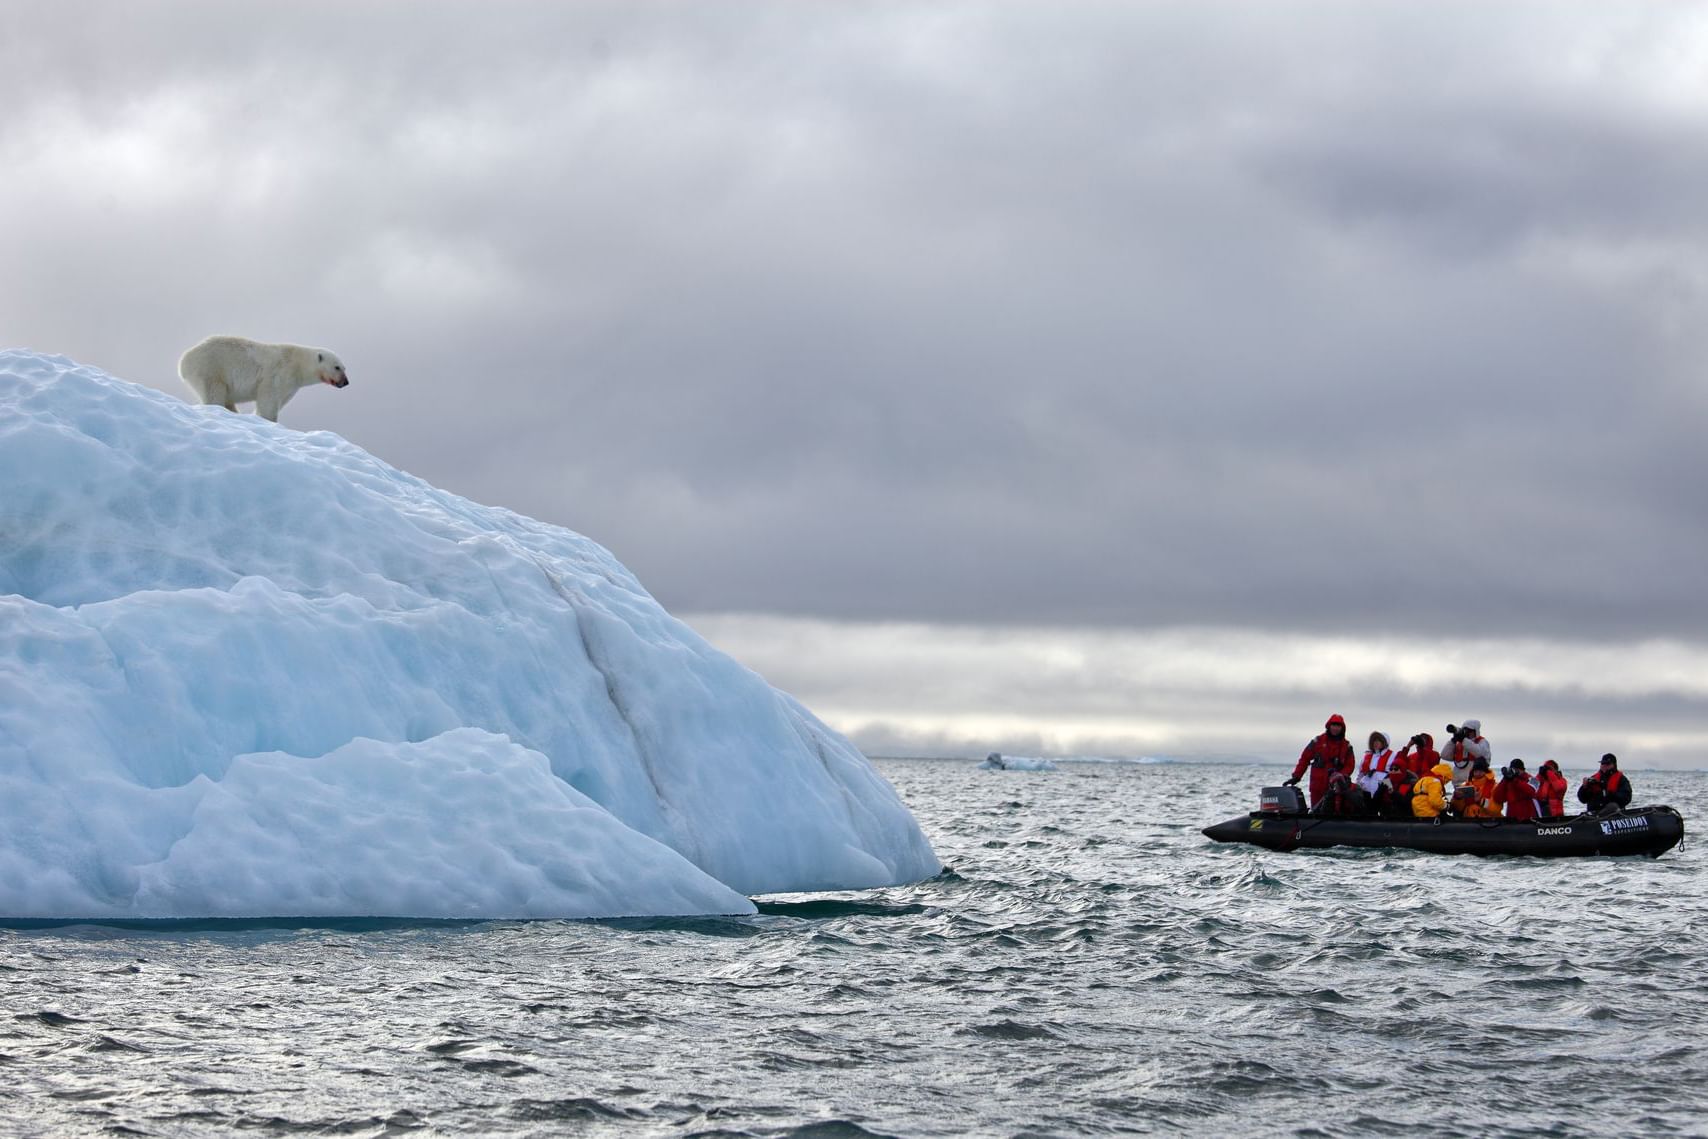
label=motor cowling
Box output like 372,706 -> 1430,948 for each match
1260,785 -> 1306,814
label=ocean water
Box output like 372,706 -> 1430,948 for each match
5,760 -> 1704,1137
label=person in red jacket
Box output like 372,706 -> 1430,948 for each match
1577,754 -> 1633,813
1286,714 -> 1356,808
1394,732 -> 1440,778
1534,759 -> 1569,817
1492,758 -> 1539,820
1383,763 -> 1419,818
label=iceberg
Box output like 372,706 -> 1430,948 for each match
978,753 -> 1059,772
0,351 -> 940,920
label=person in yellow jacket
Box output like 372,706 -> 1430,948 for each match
1412,762 -> 1452,817
1460,757 -> 1501,817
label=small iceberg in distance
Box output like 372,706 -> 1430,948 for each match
978,753 -> 1060,772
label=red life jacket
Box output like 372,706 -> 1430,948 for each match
1309,737 -> 1354,770
1444,735 -> 1486,765
1397,738 -> 1439,777
1293,733 -> 1354,776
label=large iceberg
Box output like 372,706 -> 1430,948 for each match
0,351 -> 940,920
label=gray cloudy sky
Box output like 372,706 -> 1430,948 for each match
5,2 -> 1707,765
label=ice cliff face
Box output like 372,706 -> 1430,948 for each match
0,350 -> 940,919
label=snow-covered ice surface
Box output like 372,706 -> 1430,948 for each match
0,351 -> 940,919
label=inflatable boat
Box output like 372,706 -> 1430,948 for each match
1203,787 -> 1684,858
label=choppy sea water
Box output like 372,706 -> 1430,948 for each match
4,760 -> 1704,1137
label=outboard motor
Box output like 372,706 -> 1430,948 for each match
1260,785 -> 1306,814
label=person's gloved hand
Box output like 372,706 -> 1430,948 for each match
1283,776 -> 1300,787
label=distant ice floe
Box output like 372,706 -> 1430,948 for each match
978,753 -> 1060,772
0,351 -> 940,920
973,752 -> 1209,771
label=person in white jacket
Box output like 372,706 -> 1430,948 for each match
1356,731 -> 1399,799
1441,719 -> 1491,784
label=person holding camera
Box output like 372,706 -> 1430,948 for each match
1441,719 -> 1491,784
1394,732 -> 1440,778
1492,758 -> 1539,820
1457,756 -> 1500,817
1285,714 -> 1356,808
1577,754 -> 1633,813
1534,759 -> 1569,817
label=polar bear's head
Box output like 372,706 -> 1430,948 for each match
316,351 -> 349,388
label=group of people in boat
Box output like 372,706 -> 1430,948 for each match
1286,714 -> 1635,820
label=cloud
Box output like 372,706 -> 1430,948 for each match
4,1 -> 1706,649
689,613 -> 1708,768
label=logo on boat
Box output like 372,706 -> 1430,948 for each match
1249,820 -> 1264,830
1535,826 -> 1573,836
1600,816 -> 1649,835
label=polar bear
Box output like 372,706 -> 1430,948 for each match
179,335 -> 350,423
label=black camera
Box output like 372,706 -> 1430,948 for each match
1410,734 -> 1426,747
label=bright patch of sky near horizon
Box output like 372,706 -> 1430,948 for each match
687,615 -> 1708,769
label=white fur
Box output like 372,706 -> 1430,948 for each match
179,335 -> 349,423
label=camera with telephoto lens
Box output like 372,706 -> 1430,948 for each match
1445,724 -> 1460,740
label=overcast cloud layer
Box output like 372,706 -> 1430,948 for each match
5,2 -> 1706,762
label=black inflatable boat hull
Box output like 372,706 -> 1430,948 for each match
1202,805 -> 1684,858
